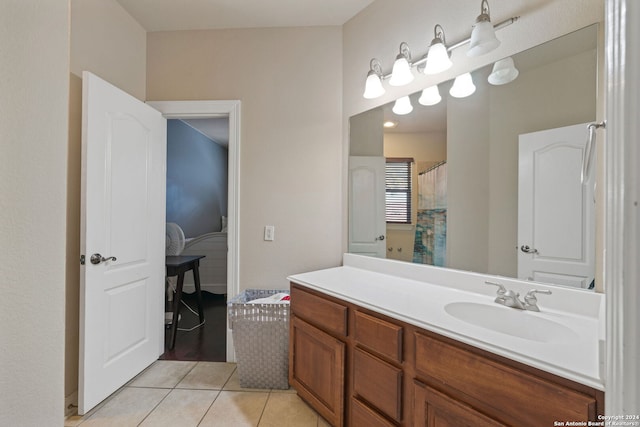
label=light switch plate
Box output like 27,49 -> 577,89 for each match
264,225 -> 275,241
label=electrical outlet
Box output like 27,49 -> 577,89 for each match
264,225 -> 275,241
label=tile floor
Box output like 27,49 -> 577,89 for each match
65,361 -> 329,427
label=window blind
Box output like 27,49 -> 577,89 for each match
385,158 -> 412,223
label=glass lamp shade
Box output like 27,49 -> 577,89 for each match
418,85 -> 442,106
488,57 -> 519,85
392,96 -> 413,115
424,41 -> 453,75
449,73 -> 476,98
467,19 -> 500,57
363,71 -> 385,99
389,56 -> 414,86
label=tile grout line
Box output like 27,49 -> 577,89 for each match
135,387 -> 173,427
255,391 -> 273,427
135,360 -> 211,427
195,389 -> 222,427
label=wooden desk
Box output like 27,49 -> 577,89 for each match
166,255 -> 205,350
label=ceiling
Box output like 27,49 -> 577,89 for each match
180,118 -> 230,147
116,0 -> 375,32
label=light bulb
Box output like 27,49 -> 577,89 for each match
488,57 -> 519,85
363,71 -> 385,99
424,41 -> 452,75
419,85 -> 442,106
392,96 -> 413,115
450,73 -> 476,98
389,56 -> 414,86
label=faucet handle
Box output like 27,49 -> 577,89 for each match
485,281 -> 507,296
524,289 -> 552,311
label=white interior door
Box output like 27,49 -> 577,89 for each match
518,123 -> 595,288
348,156 -> 386,257
79,72 -> 167,414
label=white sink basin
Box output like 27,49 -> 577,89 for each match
444,302 -> 579,343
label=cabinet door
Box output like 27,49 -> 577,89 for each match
413,380 -> 506,427
289,316 -> 345,427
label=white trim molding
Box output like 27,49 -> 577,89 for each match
147,100 -> 241,362
604,0 -> 640,414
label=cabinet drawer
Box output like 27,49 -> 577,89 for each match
354,310 -> 403,363
353,347 -> 403,422
291,285 -> 347,337
413,380 -> 505,427
351,397 -> 396,427
414,332 -> 597,427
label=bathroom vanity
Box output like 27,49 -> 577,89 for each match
288,254 -> 605,427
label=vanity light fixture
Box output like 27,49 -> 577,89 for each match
468,0 -> 501,57
389,42 -> 414,86
363,58 -> 386,99
488,57 -> 519,85
449,72 -> 476,98
392,96 -> 413,115
418,85 -> 442,106
424,25 -> 453,75
361,2 -> 520,99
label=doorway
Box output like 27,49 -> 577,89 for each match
148,100 -> 241,363
162,117 -> 229,361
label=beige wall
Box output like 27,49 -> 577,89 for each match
447,81 -> 492,273
66,0 -> 148,407
0,1 -> 69,425
147,27 -> 344,289
71,0 -> 147,100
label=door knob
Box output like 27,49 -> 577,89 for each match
375,235 -> 385,241
520,245 -> 538,254
90,253 -> 117,265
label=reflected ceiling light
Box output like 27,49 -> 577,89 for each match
418,85 -> 442,106
383,121 -> 398,128
467,0 -> 501,57
488,57 -> 519,85
424,25 -> 453,75
449,72 -> 476,98
392,96 -> 413,115
389,42 -> 414,86
363,58 -> 386,99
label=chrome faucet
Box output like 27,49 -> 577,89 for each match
523,289 -> 552,312
485,281 -> 524,308
486,281 -> 552,310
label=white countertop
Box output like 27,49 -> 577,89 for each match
288,254 -> 605,391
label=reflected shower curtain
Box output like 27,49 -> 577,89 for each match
413,162 -> 447,266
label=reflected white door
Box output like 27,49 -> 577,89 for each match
348,156 -> 386,257
517,123 -> 594,288
79,72 -> 166,414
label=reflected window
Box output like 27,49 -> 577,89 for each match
385,158 -> 413,224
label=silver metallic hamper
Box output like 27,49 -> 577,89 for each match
227,289 -> 290,389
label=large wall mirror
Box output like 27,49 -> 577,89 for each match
349,24 -> 599,291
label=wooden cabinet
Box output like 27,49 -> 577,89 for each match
289,282 -> 604,427
351,397 -> 396,427
414,332 -> 599,426
289,316 -> 345,426
289,288 -> 347,427
413,380 -> 505,427
353,347 -> 403,422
